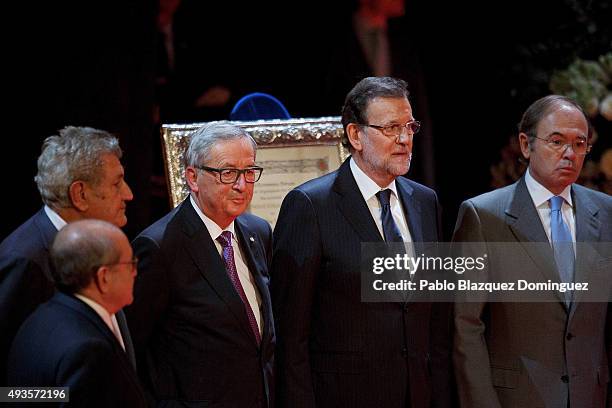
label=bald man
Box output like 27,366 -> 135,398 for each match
7,220 -> 146,407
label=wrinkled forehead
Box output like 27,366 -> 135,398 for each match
537,104 -> 589,137
208,138 -> 256,167
365,96 -> 413,121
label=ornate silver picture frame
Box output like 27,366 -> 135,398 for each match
162,117 -> 349,227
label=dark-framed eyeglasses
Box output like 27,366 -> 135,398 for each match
196,165 -> 264,184
359,120 -> 421,138
533,135 -> 591,155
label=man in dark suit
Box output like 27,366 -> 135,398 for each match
0,126 -> 135,386
126,122 -> 274,407
272,77 -> 451,408
7,219 -> 146,407
453,95 -> 612,407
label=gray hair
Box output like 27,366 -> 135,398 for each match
184,121 -> 257,168
35,126 -> 122,210
50,219 -> 122,293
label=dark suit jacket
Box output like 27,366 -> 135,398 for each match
0,208 -> 136,386
453,177 -> 612,408
271,159 -> 452,408
7,291 -> 146,407
126,198 -> 275,407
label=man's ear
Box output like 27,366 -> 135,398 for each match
94,266 -> 111,294
68,181 -> 89,211
518,132 -> 531,160
346,123 -> 363,152
185,167 -> 199,192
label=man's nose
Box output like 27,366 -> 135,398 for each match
122,181 -> 134,201
561,143 -> 577,160
232,173 -> 247,190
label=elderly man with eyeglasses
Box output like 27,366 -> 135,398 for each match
126,122 -> 275,407
453,95 -> 612,408
7,219 -> 146,407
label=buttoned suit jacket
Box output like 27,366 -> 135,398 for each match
453,177 -> 612,408
7,291 -> 146,407
271,158 -> 452,408
126,198 -> 275,407
0,208 -> 136,384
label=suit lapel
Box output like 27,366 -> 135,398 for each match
35,208 -> 58,250
569,186 -> 601,310
396,177 -> 423,244
178,201 -> 255,343
55,293 -> 134,365
236,217 -> 271,348
505,178 -> 567,306
35,208 -> 59,282
115,310 -> 137,369
333,159 -> 383,243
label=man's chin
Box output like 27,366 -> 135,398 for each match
115,216 -> 128,228
391,164 -> 410,177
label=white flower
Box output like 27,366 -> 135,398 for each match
599,93 -> 612,121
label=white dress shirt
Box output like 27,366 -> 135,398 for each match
524,168 -> 576,249
350,158 -> 415,255
190,196 -> 262,335
44,205 -> 67,232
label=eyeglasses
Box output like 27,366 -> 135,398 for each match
104,256 -> 138,270
197,165 -> 264,184
533,135 -> 591,155
359,120 -> 421,138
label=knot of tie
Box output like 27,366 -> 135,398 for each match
217,231 -> 232,248
550,195 -> 564,212
376,189 -> 392,208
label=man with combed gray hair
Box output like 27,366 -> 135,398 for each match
127,121 -> 275,407
0,126 -> 134,385
7,219 -> 146,407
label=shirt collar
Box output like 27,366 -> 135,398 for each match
524,168 -> 573,208
349,157 -> 398,202
74,293 -> 115,329
189,195 -> 236,241
44,205 -> 67,231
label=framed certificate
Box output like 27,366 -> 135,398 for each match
162,117 -> 349,227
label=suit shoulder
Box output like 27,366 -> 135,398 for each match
0,213 -> 53,279
293,170 -> 337,197
461,183 -> 516,211
239,212 -> 269,227
0,213 -> 46,257
134,204 -> 182,244
400,177 -> 438,200
573,184 -> 612,206
238,212 -> 272,236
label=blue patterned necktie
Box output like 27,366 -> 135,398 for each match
549,196 -> 575,291
217,231 -> 261,345
376,189 -> 404,243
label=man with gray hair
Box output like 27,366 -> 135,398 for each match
0,126 -> 134,385
126,122 -> 275,407
7,219 -> 146,407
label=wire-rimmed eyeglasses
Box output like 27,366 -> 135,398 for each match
359,120 -> 421,138
533,135 -> 591,155
104,256 -> 139,270
196,165 -> 264,184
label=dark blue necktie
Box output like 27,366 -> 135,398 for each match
376,189 -> 404,243
549,196 -> 575,302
